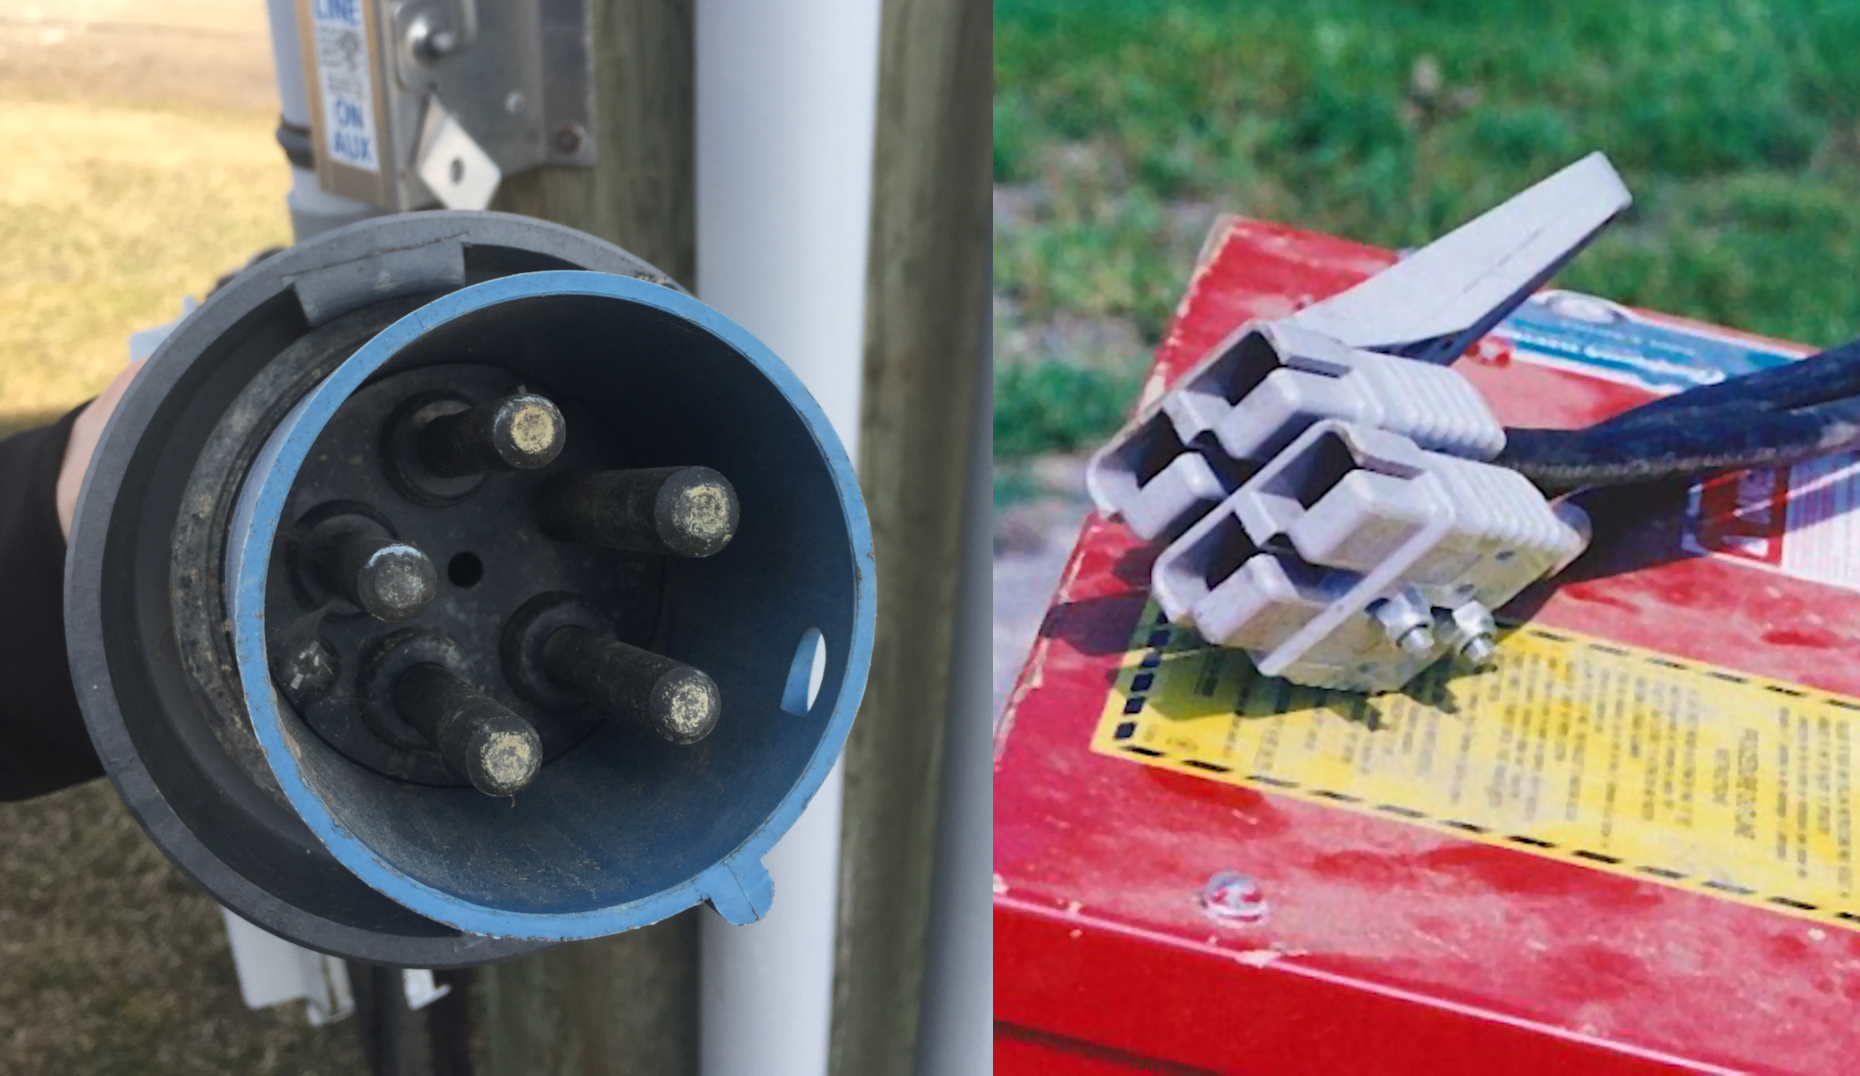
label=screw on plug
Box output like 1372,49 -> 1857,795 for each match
537,466 -> 740,558
1368,592 -> 1436,658
1447,601 -> 1500,670
417,393 -> 567,477
1459,635 -> 1497,668
317,529 -> 438,623
273,636 -> 339,710
393,663 -> 542,796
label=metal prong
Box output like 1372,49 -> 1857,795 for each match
320,531 -> 438,622
537,466 -> 740,557
541,626 -> 721,744
393,663 -> 542,796
417,393 -> 567,477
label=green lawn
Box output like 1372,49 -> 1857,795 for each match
993,0 -> 1860,467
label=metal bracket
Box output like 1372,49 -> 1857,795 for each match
295,0 -> 593,213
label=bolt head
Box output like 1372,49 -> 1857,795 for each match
554,125 -> 585,154
1450,600 -> 1498,640
275,637 -> 339,707
1199,871 -> 1268,924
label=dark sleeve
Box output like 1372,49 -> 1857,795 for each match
0,407 -> 103,801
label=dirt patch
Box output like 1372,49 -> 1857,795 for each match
0,0 -> 275,113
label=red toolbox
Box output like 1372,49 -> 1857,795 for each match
994,217 -> 1860,1074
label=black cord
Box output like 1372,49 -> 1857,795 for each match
1499,396 -> 1860,490
1493,336 -> 1860,490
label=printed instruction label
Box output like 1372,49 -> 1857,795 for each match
1094,606 -> 1860,929
1684,452 -> 1860,595
310,0 -> 380,173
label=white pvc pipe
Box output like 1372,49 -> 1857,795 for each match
264,0 -> 383,242
694,3 -> 881,1076
265,0 -> 310,127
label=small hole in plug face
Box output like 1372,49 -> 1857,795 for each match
782,628 -> 827,715
448,551 -> 483,587
449,157 -> 465,185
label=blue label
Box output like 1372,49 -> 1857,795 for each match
1494,291 -> 1802,394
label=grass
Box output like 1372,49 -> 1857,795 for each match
0,782 -> 366,1075
0,98 -> 291,424
992,0 -> 1860,460
0,90 -> 359,1073
993,361 -> 1144,460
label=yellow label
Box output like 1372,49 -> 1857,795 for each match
1093,606 -> 1860,928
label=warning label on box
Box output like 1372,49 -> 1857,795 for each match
1093,607 -> 1860,928
1683,451 -> 1860,595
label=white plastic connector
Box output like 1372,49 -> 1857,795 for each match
1086,153 -> 1628,693
1086,321 -> 1504,541
1087,152 -> 1630,547
1151,421 -> 1587,693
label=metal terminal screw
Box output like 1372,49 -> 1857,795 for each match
1460,634 -> 1498,669
1447,601 -> 1500,670
554,124 -> 585,154
1199,871 -> 1268,924
273,637 -> 339,708
407,13 -> 467,60
394,663 -> 543,796
1369,591 -> 1436,660
1395,625 -> 1436,658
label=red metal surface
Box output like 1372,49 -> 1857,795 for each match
994,219 -> 1860,1075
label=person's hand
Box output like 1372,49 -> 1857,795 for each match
56,359 -> 146,540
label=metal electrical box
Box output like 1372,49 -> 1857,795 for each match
996,217 -> 1860,1074
295,0 -> 594,212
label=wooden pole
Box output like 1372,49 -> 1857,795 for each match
478,3 -> 698,1074
492,0 -> 696,281
830,1 -> 992,1073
